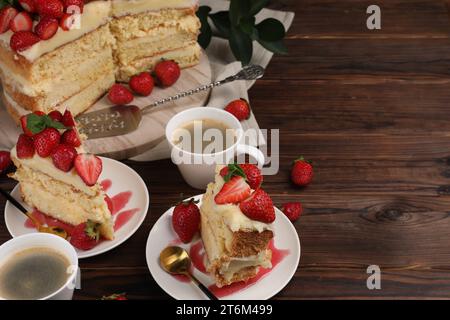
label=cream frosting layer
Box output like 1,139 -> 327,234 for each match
0,1 -> 111,62
111,0 -> 198,17
202,166 -> 273,233
10,146 -> 99,197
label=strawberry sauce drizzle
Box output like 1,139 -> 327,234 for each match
170,239 -> 290,298
208,240 -> 290,298
24,179 -> 139,236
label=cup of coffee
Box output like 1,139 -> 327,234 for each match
166,107 -> 265,189
0,233 -> 78,300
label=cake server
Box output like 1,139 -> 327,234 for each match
0,187 -> 68,239
76,64 -> 265,139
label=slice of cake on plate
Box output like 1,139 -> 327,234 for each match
110,0 -> 201,82
9,110 -> 114,240
200,164 -> 276,288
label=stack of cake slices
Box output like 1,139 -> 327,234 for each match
200,165 -> 275,287
0,0 -> 201,122
9,110 -> 114,240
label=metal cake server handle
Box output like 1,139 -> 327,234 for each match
76,65 -> 265,140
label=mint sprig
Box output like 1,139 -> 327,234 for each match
196,0 -> 288,65
27,113 -> 67,134
223,164 -> 247,182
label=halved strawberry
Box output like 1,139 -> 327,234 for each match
16,134 -> 35,159
61,109 -> 75,127
214,176 -> 251,204
35,17 -> 58,40
74,153 -> 102,186
59,13 -> 74,31
10,31 -> 40,52
10,12 -> 33,32
20,115 -> 33,137
33,127 -> 60,158
19,0 -> 36,13
0,6 -> 18,34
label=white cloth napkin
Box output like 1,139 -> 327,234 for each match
131,0 -> 294,161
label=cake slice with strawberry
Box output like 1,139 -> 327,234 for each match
200,164 -> 275,288
9,110 -> 114,240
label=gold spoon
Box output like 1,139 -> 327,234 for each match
160,246 -> 218,300
0,187 -> 68,239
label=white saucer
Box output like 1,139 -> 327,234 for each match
146,194 -> 300,300
4,157 -> 149,259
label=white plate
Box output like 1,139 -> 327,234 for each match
4,157 -> 149,259
146,194 -> 300,300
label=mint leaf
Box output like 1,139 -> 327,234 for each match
26,114 -> 47,134
26,114 -> 67,134
43,115 -> 67,130
224,164 -> 247,182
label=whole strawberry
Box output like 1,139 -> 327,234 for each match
154,60 -> 180,87
129,72 -> 154,96
225,99 -> 250,121
70,220 -> 100,250
36,0 -> 64,19
52,144 -> 77,172
281,202 -> 302,222
16,134 -> 35,159
239,189 -> 275,223
10,30 -> 40,52
108,84 -> 134,105
48,110 -> 63,122
291,156 -> 313,186
61,128 -> 81,147
172,198 -> 200,243
220,163 -> 263,190
62,110 -> 76,127
0,151 -> 11,173
33,127 -> 60,158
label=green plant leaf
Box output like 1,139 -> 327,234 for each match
229,0 -> 251,26
210,11 -> 231,38
239,17 -> 258,40
229,25 -> 253,65
257,39 -> 288,55
196,6 -> 212,49
256,18 -> 286,42
250,0 -> 270,15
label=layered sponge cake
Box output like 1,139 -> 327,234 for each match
0,1 -> 115,121
9,110 -> 114,240
200,165 -> 275,287
110,0 -> 201,82
0,0 -> 201,122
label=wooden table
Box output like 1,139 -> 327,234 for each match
2,0 -> 450,299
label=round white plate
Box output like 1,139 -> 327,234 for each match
146,194 -> 300,300
4,157 -> 149,259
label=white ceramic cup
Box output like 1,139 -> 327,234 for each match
166,107 -> 265,189
0,233 -> 78,300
